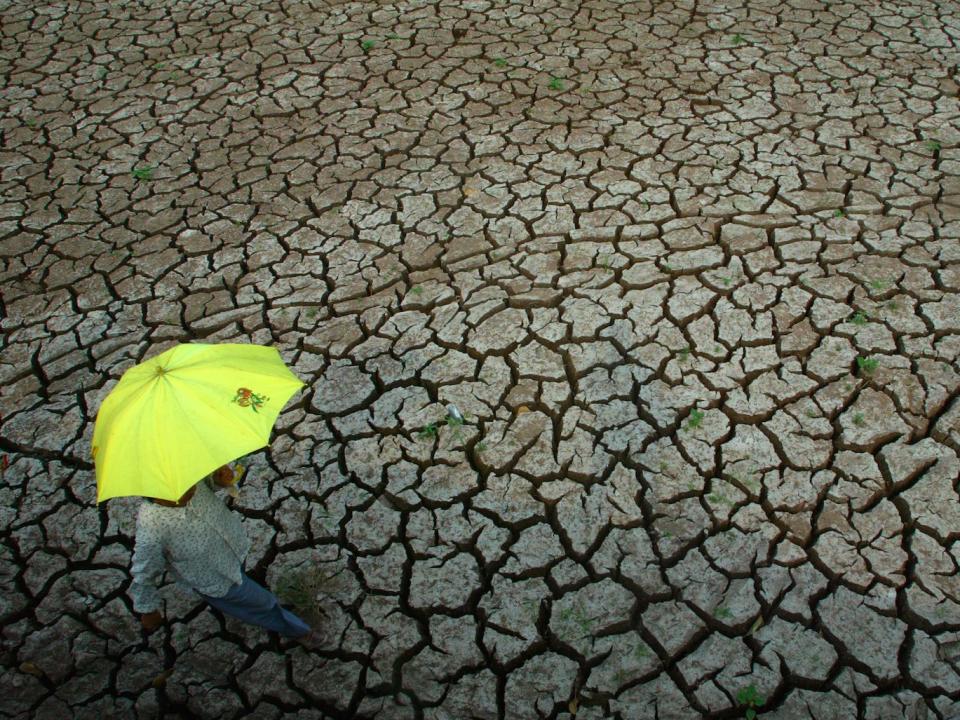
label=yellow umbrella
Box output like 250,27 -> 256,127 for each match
92,343 -> 305,503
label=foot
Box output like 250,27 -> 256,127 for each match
296,628 -> 324,650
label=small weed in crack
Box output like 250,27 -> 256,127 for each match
419,409 -> 468,444
275,566 -> 330,625
444,413 -> 465,442
685,408 -> 705,431
418,423 -> 438,440
857,356 -> 879,375
737,684 -> 764,720
132,165 -> 155,181
850,311 -> 868,325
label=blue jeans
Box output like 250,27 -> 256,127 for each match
200,573 -> 310,638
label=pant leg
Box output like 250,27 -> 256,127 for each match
201,574 -> 310,638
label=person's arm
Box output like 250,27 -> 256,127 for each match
130,513 -> 166,629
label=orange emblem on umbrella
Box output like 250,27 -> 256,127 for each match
234,388 -> 268,413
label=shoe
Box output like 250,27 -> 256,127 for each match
296,628 -> 324,650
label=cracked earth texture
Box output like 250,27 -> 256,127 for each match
1,0 -> 960,718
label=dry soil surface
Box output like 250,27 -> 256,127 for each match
2,0 -> 960,718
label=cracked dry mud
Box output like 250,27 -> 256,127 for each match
1,0 -> 960,718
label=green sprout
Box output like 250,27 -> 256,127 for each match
925,139 -> 941,152
475,441 -> 487,452
833,208 -> 845,218
736,684 -> 764,720
850,311 -> 868,325
719,275 -> 732,286
418,423 -> 438,440
732,33 -> 745,44
677,346 -> 691,362
444,414 -> 465,441
132,165 -> 155,180
361,39 -> 375,51
410,285 -> 424,296
685,408 -> 705,431
96,67 -> 108,79
852,412 -> 866,427
305,307 -> 319,319
274,566 -> 329,625
24,117 -> 38,128
714,606 -> 732,619
856,356 -> 879,375
386,33 -> 400,40
573,604 -> 594,633
493,57 -> 508,68
867,278 -> 889,291
548,77 -> 564,91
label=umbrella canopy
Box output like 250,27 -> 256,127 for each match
92,343 -> 305,502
